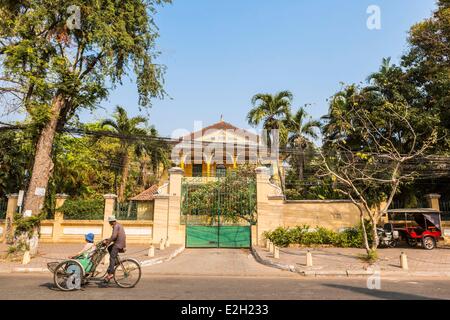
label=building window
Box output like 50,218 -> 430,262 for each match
193,164 -> 203,177
216,165 -> 226,177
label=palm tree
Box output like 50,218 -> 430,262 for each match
284,107 -> 321,181
247,91 -> 293,147
247,91 -> 293,192
101,106 -> 148,202
136,127 -> 171,189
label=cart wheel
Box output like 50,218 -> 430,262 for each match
423,237 -> 436,250
113,258 -> 141,288
407,237 -> 417,247
53,260 -> 84,291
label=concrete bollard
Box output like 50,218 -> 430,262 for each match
269,242 -> 274,254
274,246 -> 280,259
160,238 -> 165,251
148,245 -> 155,257
165,237 -> 170,248
306,250 -> 313,267
400,252 -> 409,270
266,239 -> 271,249
22,251 -> 30,265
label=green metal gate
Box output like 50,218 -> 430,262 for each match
181,176 -> 256,248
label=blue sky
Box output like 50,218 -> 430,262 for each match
11,0 -> 440,136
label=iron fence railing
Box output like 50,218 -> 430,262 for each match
115,201 -> 138,220
0,198 -> 7,219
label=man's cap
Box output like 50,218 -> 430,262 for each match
108,216 -> 117,222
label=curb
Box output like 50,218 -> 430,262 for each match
250,246 -> 296,272
0,246 -> 186,274
140,246 -> 185,267
251,246 -> 450,278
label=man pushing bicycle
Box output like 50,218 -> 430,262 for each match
103,216 -> 127,282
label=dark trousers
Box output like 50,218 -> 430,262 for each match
107,245 -> 120,274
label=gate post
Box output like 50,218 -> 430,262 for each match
167,167 -> 185,245
425,194 -> 441,211
255,167 -> 284,246
102,194 -> 117,240
53,194 -> 68,242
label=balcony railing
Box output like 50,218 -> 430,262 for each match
183,177 -> 221,184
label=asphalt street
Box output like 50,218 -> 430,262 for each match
1,274 -> 450,300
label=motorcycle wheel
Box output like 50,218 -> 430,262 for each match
407,237 -> 417,247
389,240 -> 398,248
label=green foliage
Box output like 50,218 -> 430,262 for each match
59,199 -> 104,220
264,224 -> 369,249
13,213 -> 45,237
359,250 -> 378,264
182,166 -> 257,224
0,130 -> 32,197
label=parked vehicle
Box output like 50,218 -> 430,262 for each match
376,223 -> 400,248
387,208 -> 442,250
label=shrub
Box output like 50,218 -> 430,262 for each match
59,199 -> 104,220
264,223 -> 370,248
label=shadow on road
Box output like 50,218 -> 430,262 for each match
324,283 -> 440,300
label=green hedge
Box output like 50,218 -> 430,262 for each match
263,224 -> 370,248
59,199 -> 104,220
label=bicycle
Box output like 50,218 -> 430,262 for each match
47,240 -> 141,291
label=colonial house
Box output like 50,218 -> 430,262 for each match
170,118 -> 282,181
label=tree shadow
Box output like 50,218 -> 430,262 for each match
323,283 -> 441,300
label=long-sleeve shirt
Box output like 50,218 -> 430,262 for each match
109,223 -> 126,249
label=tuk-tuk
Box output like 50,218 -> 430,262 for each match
387,208 -> 442,250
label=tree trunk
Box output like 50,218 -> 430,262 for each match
118,149 -> 130,202
21,94 -> 64,255
359,207 -> 371,254
298,145 -> 304,181
370,217 -> 379,252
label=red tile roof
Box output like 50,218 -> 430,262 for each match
129,185 -> 159,201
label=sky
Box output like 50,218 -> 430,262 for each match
2,0 -> 438,137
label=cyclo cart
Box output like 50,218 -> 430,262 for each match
387,208 -> 443,250
47,240 -> 142,291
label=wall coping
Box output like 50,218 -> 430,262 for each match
285,199 -> 356,204
255,167 -> 270,175
103,194 -> 118,199
7,193 -> 19,199
268,195 -> 285,200
154,194 -> 170,199
169,167 -> 184,175
55,193 -> 69,199
425,194 -> 441,199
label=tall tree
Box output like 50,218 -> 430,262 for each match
321,85 -> 437,256
247,91 -> 293,146
402,0 -> 450,150
247,91 -> 293,191
284,107 -> 320,181
101,106 -> 148,202
0,0 -> 169,254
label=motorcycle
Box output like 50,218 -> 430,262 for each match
376,223 -> 399,248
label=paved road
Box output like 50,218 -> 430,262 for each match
1,249 -> 450,300
0,274 -> 450,300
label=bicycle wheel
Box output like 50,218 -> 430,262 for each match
113,258 -> 141,288
53,260 -> 84,291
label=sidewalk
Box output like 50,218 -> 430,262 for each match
252,245 -> 450,278
0,242 -> 184,273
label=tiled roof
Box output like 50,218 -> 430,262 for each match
129,185 -> 159,201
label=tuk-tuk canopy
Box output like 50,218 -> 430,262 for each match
387,208 -> 442,230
